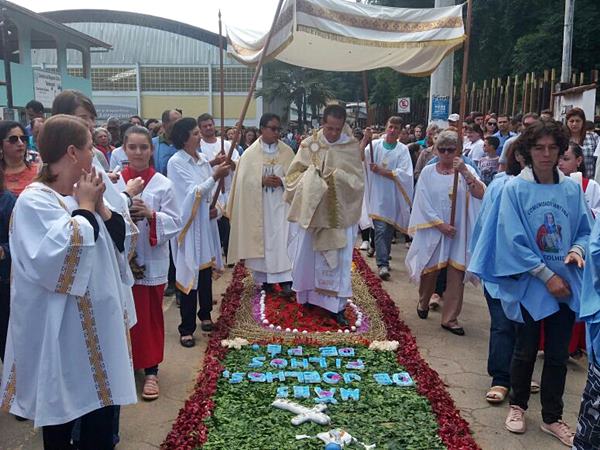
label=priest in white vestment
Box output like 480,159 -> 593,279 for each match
228,113 -> 295,294
0,116 -> 137,447
285,105 -> 364,325
362,116 -> 414,281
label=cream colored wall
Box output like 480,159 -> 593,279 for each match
140,95 -> 209,119
140,94 -> 257,121
212,96 -> 257,120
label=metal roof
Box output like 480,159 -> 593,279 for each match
35,10 -> 240,66
0,1 -> 111,50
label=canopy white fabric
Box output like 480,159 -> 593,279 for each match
226,0 -> 465,76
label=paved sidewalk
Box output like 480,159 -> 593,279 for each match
0,243 -> 588,449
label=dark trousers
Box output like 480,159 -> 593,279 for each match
485,288 -> 516,388
218,217 -> 230,261
0,283 -> 9,362
509,303 -> 574,423
435,268 -> 447,296
167,242 -> 176,286
43,405 -> 115,450
178,267 -> 213,336
573,361 -> 600,450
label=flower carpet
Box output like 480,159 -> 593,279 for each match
161,251 -> 479,450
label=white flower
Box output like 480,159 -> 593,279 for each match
368,340 -> 400,351
221,338 -> 250,349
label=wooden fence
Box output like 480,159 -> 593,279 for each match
453,68 -> 599,116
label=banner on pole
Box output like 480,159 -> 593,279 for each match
397,97 -> 411,113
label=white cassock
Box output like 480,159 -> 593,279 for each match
167,150 -> 222,294
364,139 -> 414,232
200,138 -> 240,206
245,141 -> 293,284
288,133 -> 357,314
116,172 -> 182,285
405,164 -> 482,284
0,182 -> 137,427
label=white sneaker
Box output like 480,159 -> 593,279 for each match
359,240 -> 369,251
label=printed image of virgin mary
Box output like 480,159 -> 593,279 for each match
536,212 -> 563,253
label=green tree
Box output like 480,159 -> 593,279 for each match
256,61 -> 336,132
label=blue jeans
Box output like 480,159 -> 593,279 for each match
373,220 -> 394,268
484,287 -> 516,388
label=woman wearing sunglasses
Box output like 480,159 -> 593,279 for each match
485,119 -> 499,137
0,121 -> 38,196
406,129 -> 485,335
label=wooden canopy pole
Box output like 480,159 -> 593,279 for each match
211,0 -> 285,209
219,10 -> 225,156
450,0 -> 473,227
362,71 -> 375,164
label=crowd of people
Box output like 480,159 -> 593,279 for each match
1,90 -> 600,450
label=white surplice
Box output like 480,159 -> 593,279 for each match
0,183 -> 137,427
167,150 -> 222,294
405,164 -> 482,284
287,132 -> 357,314
245,141 -> 292,284
117,173 -> 182,285
364,139 -> 414,232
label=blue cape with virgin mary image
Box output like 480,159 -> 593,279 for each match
580,218 -> 600,365
469,170 -> 593,323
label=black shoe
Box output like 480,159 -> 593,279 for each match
366,248 -> 375,258
417,307 -> 429,319
335,311 -> 349,326
165,284 -> 176,297
262,283 -> 274,293
279,282 -> 294,298
14,415 -> 27,421
441,324 -> 465,336
180,336 -> 195,348
201,320 -> 214,332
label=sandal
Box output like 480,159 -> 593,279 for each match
429,294 -> 442,310
142,375 -> 159,401
530,380 -> 540,394
486,385 -> 508,404
201,320 -> 214,332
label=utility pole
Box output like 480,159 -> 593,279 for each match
428,0 -> 455,127
560,0 -> 575,84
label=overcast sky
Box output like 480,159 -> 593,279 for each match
11,0 -> 280,33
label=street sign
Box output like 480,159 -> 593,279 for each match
397,97 -> 410,113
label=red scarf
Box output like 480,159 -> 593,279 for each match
121,166 -> 156,186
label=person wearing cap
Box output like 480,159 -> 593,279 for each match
448,113 -> 460,128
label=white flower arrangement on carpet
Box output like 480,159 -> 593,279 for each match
368,340 -> 400,351
220,338 -> 250,349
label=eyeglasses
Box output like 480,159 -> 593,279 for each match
438,147 -> 456,154
487,122 -> 497,126
5,135 -> 27,144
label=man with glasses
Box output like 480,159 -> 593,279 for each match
227,113 -> 295,295
498,112 -> 539,172
493,114 -> 516,155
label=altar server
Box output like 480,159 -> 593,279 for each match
0,115 -> 137,448
228,113 -> 295,294
362,116 -> 413,280
168,118 -> 230,347
116,126 -> 181,400
406,129 -> 484,336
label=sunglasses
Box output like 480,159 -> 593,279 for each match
5,135 -> 28,144
487,122 -> 497,126
438,147 -> 456,154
